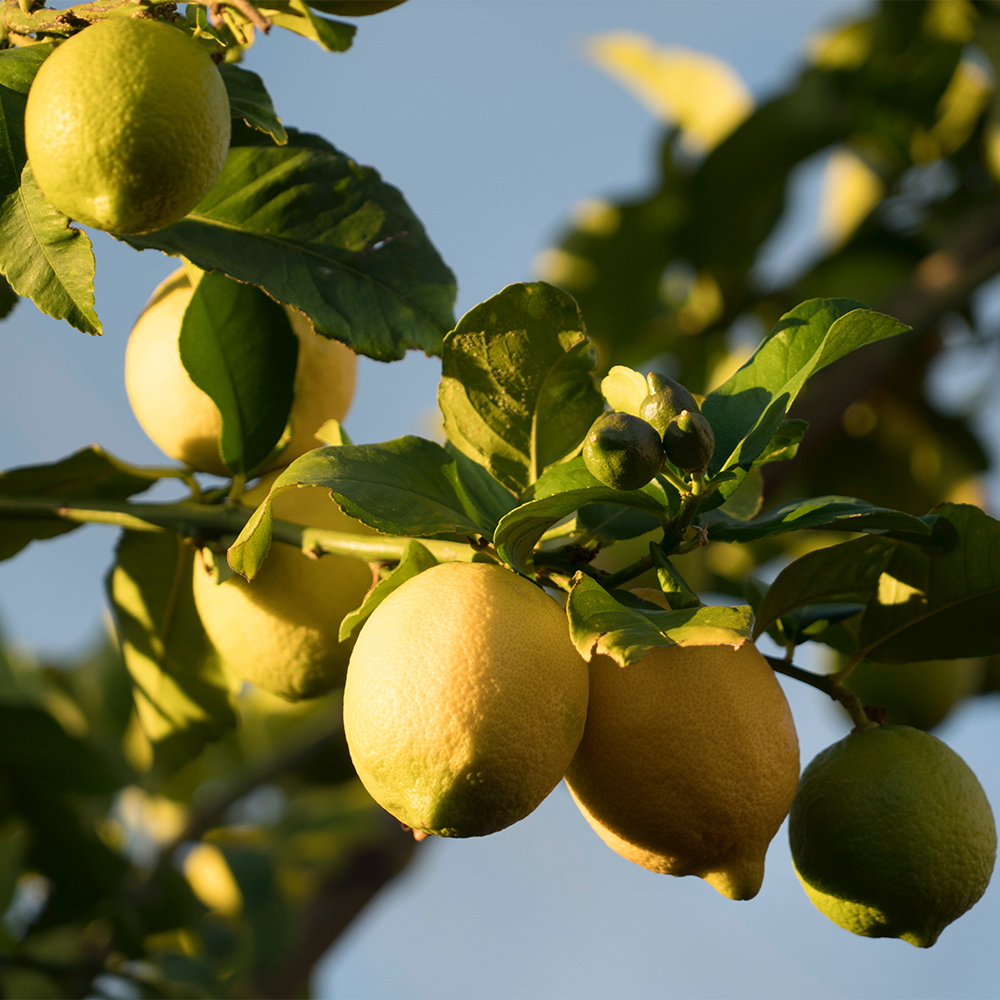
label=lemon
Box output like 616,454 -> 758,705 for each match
583,412 -> 664,491
789,724 -> 996,947
24,17 -> 231,234
193,471 -> 375,701
565,640 -> 800,900
638,372 -> 700,436
125,268 -> 357,477
343,562 -> 589,838
840,656 -> 984,731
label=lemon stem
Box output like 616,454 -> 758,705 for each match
764,655 -> 878,731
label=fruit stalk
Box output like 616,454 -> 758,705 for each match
765,654 -> 877,731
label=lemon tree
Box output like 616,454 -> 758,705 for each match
0,1 -> 999,996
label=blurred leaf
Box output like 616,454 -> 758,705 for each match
260,2 -> 357,51
228,438 -> 487,580
703,495 -> 931,543
179,270 -> 299,477
600,365 -> 648,415
219,64 -> 288,144
566,573 -> 753,666
0,447 -> 157,560
438,282 -> 604,494
0,817 -> 28,918
107,532 -> 237,781
338,540 -> 436,641
121,129 -> 455,361
494,457 -> 671,575
858,503 -> 1000,660
0,703 -> 127,794
307,1 -> 407,14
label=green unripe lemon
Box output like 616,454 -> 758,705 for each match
663,410 -> 715,472
639,372 -> 700,436
24,18 -> 231,234
583,412 -> 664,491
789,725 -> 996,947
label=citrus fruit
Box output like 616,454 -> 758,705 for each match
193,471 -> 375,701
839,656 -> 984,731
343,562 -> 589,838
24,17 -> 231,234
639,372 -> 700,436
125,268 -> 356,477
564,639 -> 800,900
789,724 -> 996,947
662,410 -> 715,472
583,412 -> 664,491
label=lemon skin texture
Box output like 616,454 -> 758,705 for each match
125,269 -> 357,477
343,562 -> 590,839
193,472 -> 375,701
565,641 -> 800,900
789,724 -> 996,947
24,18 -> 230,234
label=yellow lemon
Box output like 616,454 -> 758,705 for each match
125,268 -> 356,476
565,640 -> 800,900
789,724 -> 996,947
343,562 -> 589,838
24,17 -> 230,234
193,471 -> 375,701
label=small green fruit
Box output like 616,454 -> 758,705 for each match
639,373 -> 700,436
583,413 -> 664,491
663,410 -> 715,472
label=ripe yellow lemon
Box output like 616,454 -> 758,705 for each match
789,724 -> 996,947
193,471 -> 375,701
343,562 -> 589,838
125,268 -> 356,476
565,640 -> 800,900
24,17 -> 231,234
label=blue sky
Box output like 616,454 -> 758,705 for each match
2,3 -> 998,997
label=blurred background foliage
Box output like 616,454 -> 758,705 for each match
3,0 -> 1000,996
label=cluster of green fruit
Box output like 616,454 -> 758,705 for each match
583,373 -> 715,490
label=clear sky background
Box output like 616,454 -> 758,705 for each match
2,2 -> 998,998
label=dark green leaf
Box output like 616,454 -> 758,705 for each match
179,270 -> 299,477
494,457 -> 670,575
753,534 -> 899,639
703,495 -> 931,543
857,504 -> 1000,660
446,442 -> 518,531
566,574 -> 753,666
218,64 -> 288,144
752,419 -> 808,466
577,503 -> 661,541
120,131 -> 455,360
0,818 -> 28,919
307,1 -> 407,13
260,2 -> 357,51
228,437 -> 486,580
0,447 -> 157,560
438,282 -> 604,494
339,540 -> 437,641
0,703 -> 127,794
107,531 -> 237,781
650,544 -> 701,609
702,300 -> 909,484
0,273 -> 16,320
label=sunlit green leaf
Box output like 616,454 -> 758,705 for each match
219,64 -> 288,144
260,1 -> 357,51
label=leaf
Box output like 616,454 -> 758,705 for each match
0,703 -> 127,794
494,457 -> 670,574
0,447 -> 157,560
700,300 -> 908,505
338,540 -> 436,641
650,543 -> 701,609
107,531 -> 237,781
228,437 -> 487,580
259,2 -> 357,51
703,495 -> 932,543
752,418 -> 808,466
566,574 -> 753,666
306,1 -> 407,13
179,269 -> 299,477
600,365 -> 649,415
753,534 -> 899,639
577,503 -> 661,541
0,272 -> 16,319
120,130 -> 456,361
218,64 -> 288,144
857,504 -> 1000,661
438,282 -> 605,494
